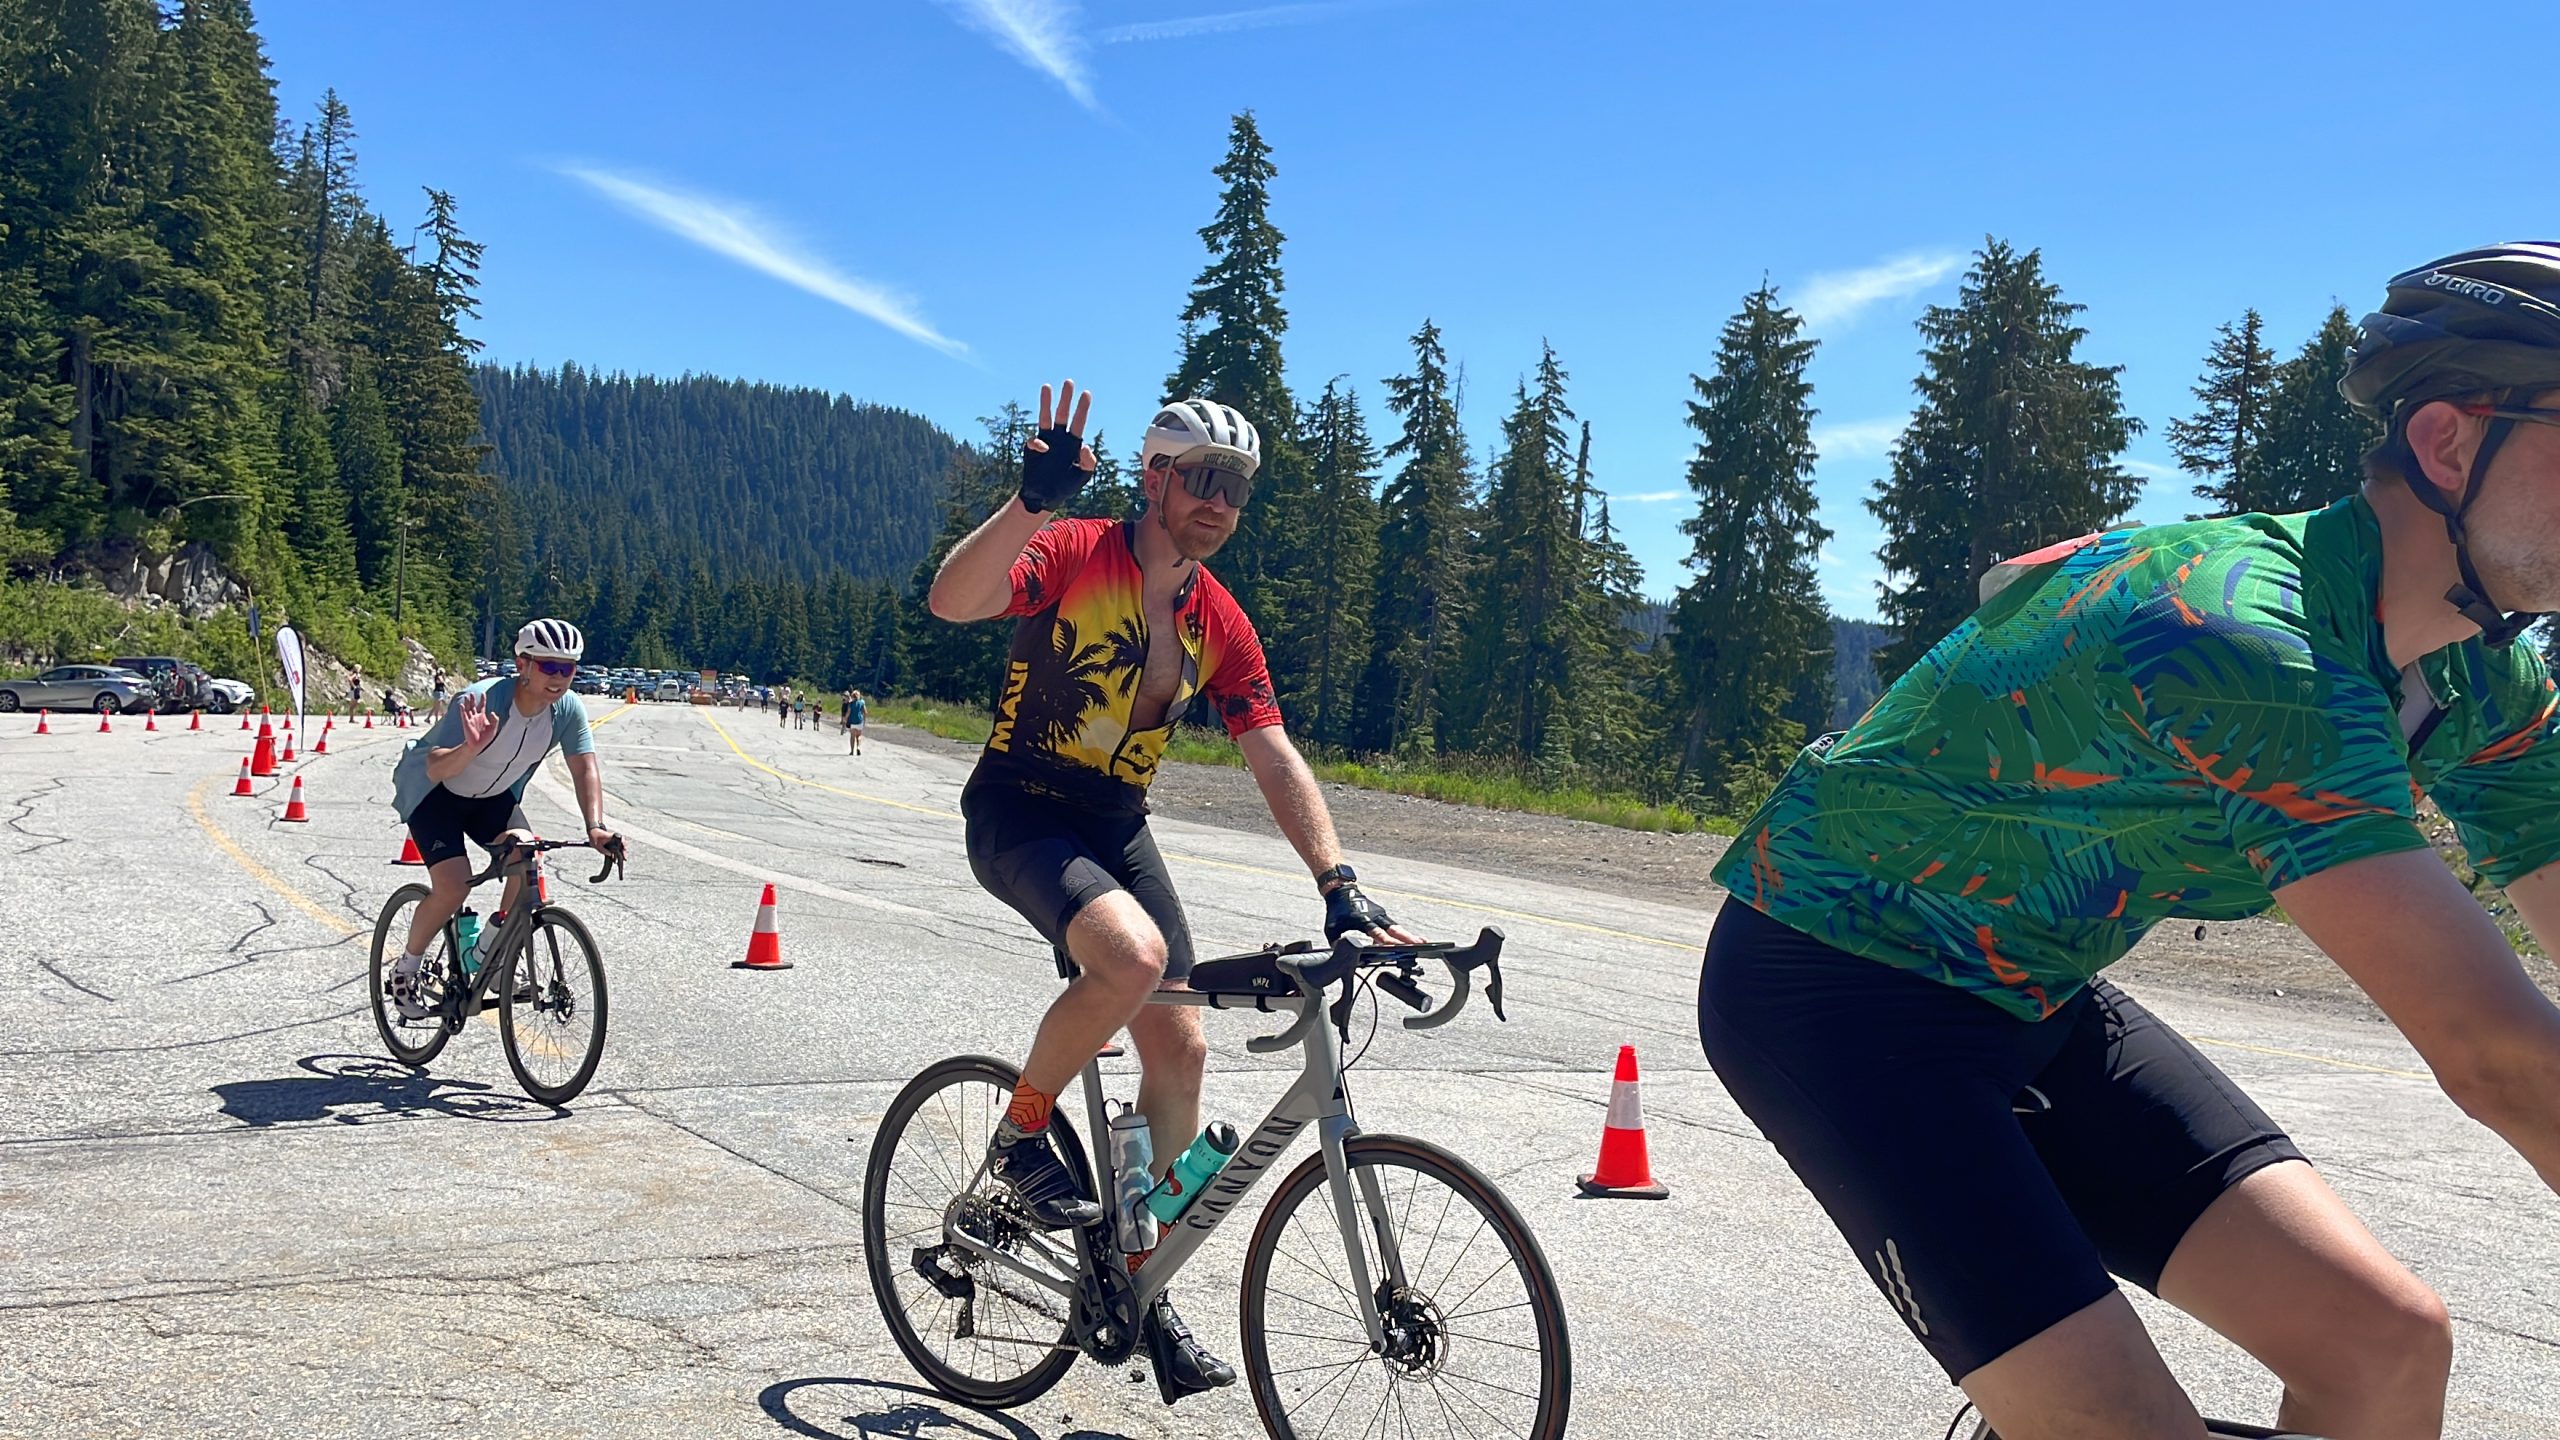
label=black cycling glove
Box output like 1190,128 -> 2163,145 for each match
1323,882 -> 1396,943
1018,426 -> 1091,513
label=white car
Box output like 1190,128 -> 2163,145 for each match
653,677 -> 685,702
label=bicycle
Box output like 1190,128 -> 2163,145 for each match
367,837 -> 623,1105
863,927 -> 1571,1439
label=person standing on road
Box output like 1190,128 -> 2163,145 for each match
430,672 -> 449,721
845,688 -> 866,756
778,687 -> 790,727
348,667 -> 364,715
1697,244 -> 2560,1440
927,380 -> 1421,1407
384,619 -> 624,1020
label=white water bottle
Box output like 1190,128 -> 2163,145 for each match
471,910 -> 506,975
1106,1105 -> 1158,1256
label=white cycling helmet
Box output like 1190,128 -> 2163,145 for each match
515,617 -> 586,661
1141,399 -> 1261,479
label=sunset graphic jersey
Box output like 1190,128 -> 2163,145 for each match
1713,493 -> 2560,1021
978,517 -> 1282,812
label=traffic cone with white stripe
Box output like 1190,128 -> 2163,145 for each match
733,883 -> 791,970
313,718 -> 329,756
1577,1045 -> 1669,1199
280,774 -> 309,822
98,711 -> 112,733
364,711 -> 374,730
250,713 -> 277,774
231,757 -> 254,796
144,711 -> 158,732
279,731 -> 296,763
239,710 -> 250,731
35,709 -> 49,734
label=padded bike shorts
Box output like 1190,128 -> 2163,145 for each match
961,776 -> 1194,982
1696,898 -> 2302,1381
405,785 -> 530,869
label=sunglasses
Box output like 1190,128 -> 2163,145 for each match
2457,402 -> 2560,431
524,658 -> 577,678
1172,462 -> 1254,509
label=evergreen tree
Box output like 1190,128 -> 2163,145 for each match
2243,305 -> 2380,515
2167,309 -> 2276,516
904,408 -> 1030,707
1464,343 -> 1582,759
1667,283 -> 1833,797
1163,110 -> 1304,615
1359,320 -> 1474,755
331,352 -> 403,588
275,380 -> 355,588
1869,240 -> 2140,676
1274,378 -> 1379,747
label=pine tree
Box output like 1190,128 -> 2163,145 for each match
331,352 -> 403,588
1275,378 -> 1379,747
2168,309 -> 2276,517
1464,343 -> 1582,759
275,380 -> 355,588
2244,306 -> 2380,515
1666,283 -> 1833,797
1163,110 -> 1303,616
1360,320 -> 1473,755
1868,240 -> 2140,676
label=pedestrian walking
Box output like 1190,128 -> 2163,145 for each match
846,689 -> 866,756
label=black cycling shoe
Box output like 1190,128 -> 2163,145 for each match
1142,1290 -> 1237,1405
987,1130 -> 1103,1231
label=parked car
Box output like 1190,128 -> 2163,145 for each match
203,676 -> 256,713
653,676 -> 685,702
0,665 -> 159,714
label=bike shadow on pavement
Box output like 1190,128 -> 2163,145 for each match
210,1053 -> 565,1128
758,1376 -> 1138,1440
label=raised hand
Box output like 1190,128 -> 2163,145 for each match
1019,378 -> 1099,513
458,690 -> 497,751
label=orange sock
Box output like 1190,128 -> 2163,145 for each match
1006,1079 -> 1055,1133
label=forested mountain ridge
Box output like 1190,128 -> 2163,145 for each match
474,364 -> 955,590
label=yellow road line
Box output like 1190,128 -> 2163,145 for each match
2193,1035 -> 2430,1081
691,706 -> 1700,951
184,773 -> 360,936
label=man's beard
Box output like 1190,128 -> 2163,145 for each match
1158,504 -> 1233,563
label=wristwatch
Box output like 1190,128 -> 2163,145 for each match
1314,863 -> 1356,892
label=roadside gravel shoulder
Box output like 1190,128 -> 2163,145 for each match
879,723 -> 2560,1022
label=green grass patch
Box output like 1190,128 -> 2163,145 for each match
871,697 -> 1733,837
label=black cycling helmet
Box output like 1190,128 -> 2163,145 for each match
2340,242 -> 2560,645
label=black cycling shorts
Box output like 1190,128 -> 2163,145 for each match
962,778 -> 1194,982
405,785 -> 529,869
1696,899 -> 2302,1382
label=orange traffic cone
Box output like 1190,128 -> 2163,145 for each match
250,714 -> 277,775
231,756 -> 255,796
144,711 -> 158,732
394,833 -> 424,865
189,709 -> 202,731
313,723 -> 329,756
280,773 -> 309,821
279,733 -> 296,763
239,710 -> 251,731
364,711 -> 374,730
281,714 -> 292,733
733,883 -> 791,970
35,709 -> 50,734
1577,1045 -> 1670,1199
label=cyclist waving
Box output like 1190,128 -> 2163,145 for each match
386,620 -> 622,1019
1701,244 -> 2560,1440
927,381 -> 1419,1406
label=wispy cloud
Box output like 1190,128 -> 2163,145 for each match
1796,253 -> 1961,329
1098,1 -> 1388,43
2123,458 -> 2187,481
560,166 -> 969,359
1812,415 -> 1909,459
938,0 -> 1097,109
1611,489 -> 1688,504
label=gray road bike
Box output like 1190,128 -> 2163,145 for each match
863,928 -> 1571,1439
367,837 -> 621,1105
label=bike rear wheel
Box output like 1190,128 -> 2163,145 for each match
369,884 -> 453,1068
862,1055 -> 1092,1410
1240,1133 -> 1571,1440
499,908 -> 607,1105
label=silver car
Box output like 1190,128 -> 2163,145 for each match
0,665 -> 160,715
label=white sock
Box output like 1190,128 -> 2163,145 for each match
394,950 -> 422,977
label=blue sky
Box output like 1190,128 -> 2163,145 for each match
258,0 -> 2558,620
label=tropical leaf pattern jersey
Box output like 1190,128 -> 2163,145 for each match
1711,493 -> 2560,1021
976,517 -> 1282,814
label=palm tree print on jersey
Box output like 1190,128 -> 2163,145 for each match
1020,616 -> 1117,760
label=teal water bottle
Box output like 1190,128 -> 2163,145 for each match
1145,1122 -> 1240,1224
453,908 -> 481,978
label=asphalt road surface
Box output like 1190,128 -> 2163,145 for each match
4,703 -> 2554,1438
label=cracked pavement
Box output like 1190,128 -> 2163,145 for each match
1,706 -> 2554,1437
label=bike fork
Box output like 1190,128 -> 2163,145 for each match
1318,1111 -> 1401,1350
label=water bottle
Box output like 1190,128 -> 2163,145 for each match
1145,1121 -> 1240,1225
472,911 -> 507,976
452,909 -> 481,976
1106,1105 -> 1158,1256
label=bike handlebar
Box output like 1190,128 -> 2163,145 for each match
1243,927 -> 1508,1053
463,836 -> 626,888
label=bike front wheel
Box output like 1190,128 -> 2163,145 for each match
369,884 -> 453,1068
499,908 -> 607,1105
1240,1133 -> 1571,1440
862,1055 -> 1091,1410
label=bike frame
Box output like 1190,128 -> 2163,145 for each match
439,849 -> 561,1020
946,968 -> 1408,1352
